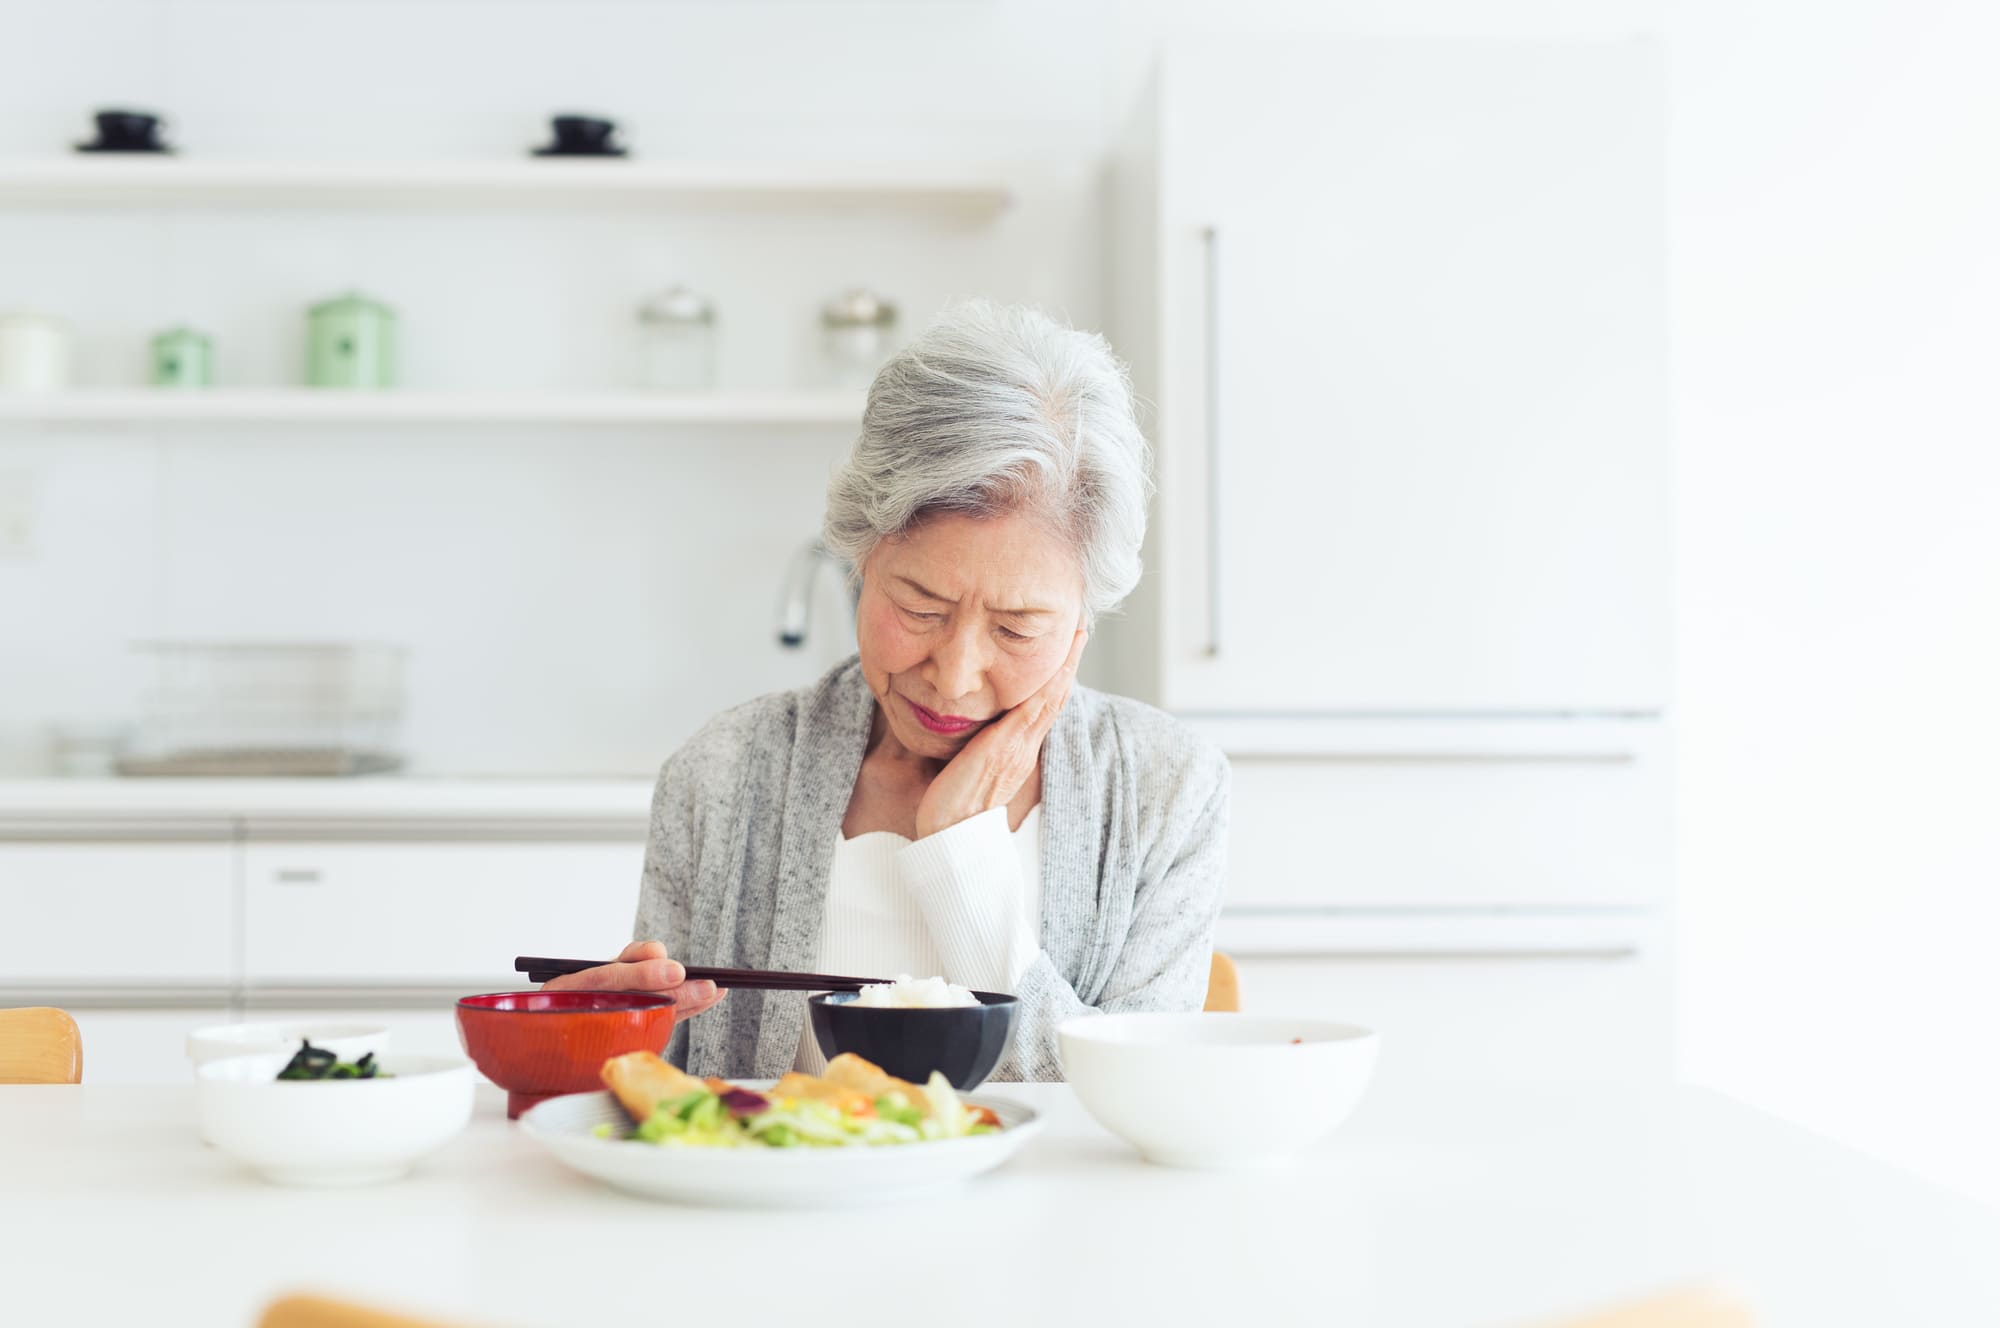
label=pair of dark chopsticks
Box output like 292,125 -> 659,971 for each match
515,955 -> 887,993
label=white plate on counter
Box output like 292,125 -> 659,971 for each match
518,1088 -> 1041,1208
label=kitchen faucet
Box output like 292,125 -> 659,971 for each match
776,539 -> 855,649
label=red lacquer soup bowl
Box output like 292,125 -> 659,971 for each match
456,991 -> 678,1119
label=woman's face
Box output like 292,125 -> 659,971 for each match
856,510 -> 1087,761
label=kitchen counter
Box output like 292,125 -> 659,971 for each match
0,777 -> 653,831
3,1079 -> 1995,1327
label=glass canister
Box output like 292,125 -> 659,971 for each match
306,292 -> 397,389
150,327 -> 213,388
819,289 -> 898,389
636,286 -> 717,391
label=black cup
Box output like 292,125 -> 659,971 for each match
78,109 -> 169,153
533,115 -> 623,157
808,990 -> 1019,1091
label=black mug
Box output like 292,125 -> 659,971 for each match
543,115 -> 619,155
83,109 -> 167,151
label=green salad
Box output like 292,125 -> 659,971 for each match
601,1070 -> 998,1149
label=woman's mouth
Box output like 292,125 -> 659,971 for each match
904,696 -> 982,736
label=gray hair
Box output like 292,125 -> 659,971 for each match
822,301 -> 1152,620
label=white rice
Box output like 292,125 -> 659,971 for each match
850,974 -> 981,1009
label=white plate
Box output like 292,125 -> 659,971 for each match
519,1088 -> 1042,1207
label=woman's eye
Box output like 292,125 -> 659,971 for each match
902,609 -> 943,623
997,626 -> 1033,643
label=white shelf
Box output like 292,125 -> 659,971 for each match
0,158 -> 1012,216
0,389 -> 865,426
0,777 -> 654,828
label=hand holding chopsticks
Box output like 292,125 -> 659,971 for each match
516,945 -> 886,1000
522,941 -> 734,1017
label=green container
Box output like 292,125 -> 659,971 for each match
150,327 -> 213,388
307,292 -> 397,389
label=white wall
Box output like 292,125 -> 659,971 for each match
1668,0 -> 2000,1209
0,0 -> 1124,774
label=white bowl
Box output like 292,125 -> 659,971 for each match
196,1052 -> 475,1187
1058,1013 -> 1378,1168
186,1025 -> 392,1145
186,1021 -> 389,1068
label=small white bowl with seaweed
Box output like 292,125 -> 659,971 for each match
196,1042 -> 475,1187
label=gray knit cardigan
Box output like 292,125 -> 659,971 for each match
633,653 -> 1230,1081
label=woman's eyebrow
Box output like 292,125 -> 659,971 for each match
892,575 -> 1053,617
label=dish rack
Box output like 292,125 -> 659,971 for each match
117,641 -> 407,777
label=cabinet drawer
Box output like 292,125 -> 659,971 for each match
242,840 -> 645,984
0,842 -> 234,981
1221,733 -> 1669,909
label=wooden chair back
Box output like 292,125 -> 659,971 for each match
1203,950 -> 1241,1012
0,1006 -> 82,1084
259,1294 -> 471,1328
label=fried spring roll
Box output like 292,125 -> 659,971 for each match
601,1050 -> 708,1122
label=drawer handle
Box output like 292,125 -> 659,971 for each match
272,868 -> 323,885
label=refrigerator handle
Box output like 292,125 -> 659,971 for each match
1201,223 -> 1224,658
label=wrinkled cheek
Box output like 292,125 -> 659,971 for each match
994,645 -> 1067,710
856,601 -> 919,682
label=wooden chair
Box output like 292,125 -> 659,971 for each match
1203,950 -> 1241,1012
0,1006 -> 82,1084
1539,1286 -> 1757,1327
259,1294 -> 472,1328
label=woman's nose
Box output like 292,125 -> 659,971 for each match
928,627 -> 987,704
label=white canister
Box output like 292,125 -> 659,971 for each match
0,314 -> 72,391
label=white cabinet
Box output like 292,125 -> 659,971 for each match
1,789 -> 654,1084
1218,718 -> 1670,910
241,837 -> 645,986
0,838 -> 234,982
1233,951 -> 1671,1085
1104,37 -> 1669,714
70,1006 -> 231,1085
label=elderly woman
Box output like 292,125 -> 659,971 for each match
550,302 -> 1229,1080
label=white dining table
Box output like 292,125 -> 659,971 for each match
3,1076 -> 1996,1328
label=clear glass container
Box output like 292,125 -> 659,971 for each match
119,641 -> 407,776
637,286 -> 717,391
819,288 -> 898,390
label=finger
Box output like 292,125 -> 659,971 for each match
1025,638 -> 1085,727
673,981 -> 725,1018
615,939 -> 666,963
542,956 -> 685,992
1065,626 -> 1088,670
541,963 -> 633,992
996,636 -> 1088,737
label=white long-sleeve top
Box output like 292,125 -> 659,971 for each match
792,804 -> 1042,1073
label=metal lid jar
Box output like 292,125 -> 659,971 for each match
636,285 -> 717,391
819,288 -> 898,390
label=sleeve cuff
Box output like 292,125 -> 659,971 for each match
895,807 -> 1041,991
